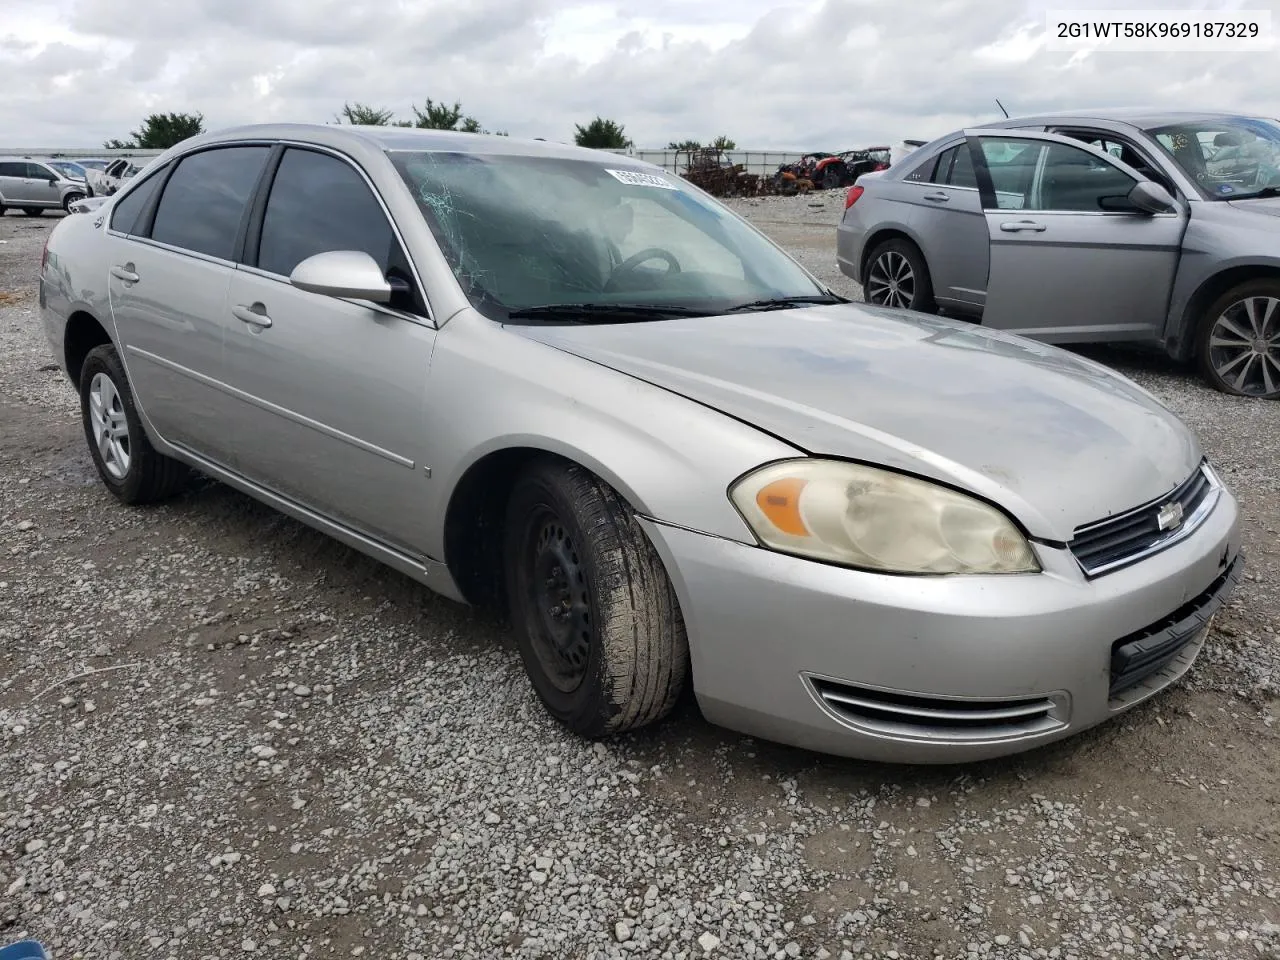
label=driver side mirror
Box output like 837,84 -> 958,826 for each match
1127,180 -> 1177,214
289,250 -> 392,303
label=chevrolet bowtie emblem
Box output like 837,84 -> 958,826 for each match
1157,501 -> 1184,531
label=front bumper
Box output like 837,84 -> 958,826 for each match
640,485 -> 1242,764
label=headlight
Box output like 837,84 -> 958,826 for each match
729,459 -> 1039,575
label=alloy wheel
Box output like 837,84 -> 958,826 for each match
88,372 -> 131,479
867,251 -> 915,309
1208,295 -> 1280,396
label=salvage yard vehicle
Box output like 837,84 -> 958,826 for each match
85,157 -> 145,197
40,124 -> 1242,763
838,110 -> 1280,400
0,156 -> 86,215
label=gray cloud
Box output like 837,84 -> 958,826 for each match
2,0 -> 1277,149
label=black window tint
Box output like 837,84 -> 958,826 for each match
903,153 -> 938,183
0,162 -> 23,177
257,148 -> 396,278
151,147 -> 268,260
947,146 -> 978,187
1035,142 -> 1137,211
26,163 -> 50,178
110,170 -> 164,235
926,147 -> 957,184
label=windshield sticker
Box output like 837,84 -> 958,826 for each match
1217,183 -> 1235,194
606,168 -> 679,190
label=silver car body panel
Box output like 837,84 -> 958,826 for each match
840,110 -> 1280,360
38,123 -> 1243,762
0,158 -> 83,209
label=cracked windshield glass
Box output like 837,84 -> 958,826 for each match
1148,116 -> 1280,199
388,150 -> 828,319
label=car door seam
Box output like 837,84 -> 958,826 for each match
124,345 -> 417,469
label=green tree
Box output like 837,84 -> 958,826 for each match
574,117 -> 632,149
104,111 -> 205,150
335,101 -> 395,125
712,135 -> 737,150
667,139 -> 702,150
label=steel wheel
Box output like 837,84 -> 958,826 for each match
867,250 -> 916,308
522,509 -> 592,694
88,371 -> 131,480
1207,295 -> 1280,397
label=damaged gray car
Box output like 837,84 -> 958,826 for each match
39,124 -> 1242,762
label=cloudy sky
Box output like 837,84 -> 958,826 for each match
2,0 -> 1276,150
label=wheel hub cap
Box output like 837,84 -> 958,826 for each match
88,372 -> 130,480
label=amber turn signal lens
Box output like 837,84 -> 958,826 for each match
754,477 -> 810,536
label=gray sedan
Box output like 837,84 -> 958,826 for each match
837,110 -> 1280,400
39,124 -> 1242,763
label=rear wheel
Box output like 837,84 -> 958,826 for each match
1197,279 -> 1280,399
504,458 -> 689,738
864,238 -> 936,312
79,343 -> 190,503
21,208 -> 44,217
822,165 -> 844,190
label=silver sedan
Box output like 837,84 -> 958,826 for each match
39,124 -> 1242,763
838,110 -> 1280,400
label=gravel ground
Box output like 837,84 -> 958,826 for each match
2,202 -> 1279,960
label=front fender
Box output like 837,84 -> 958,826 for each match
421,313 -> 802,560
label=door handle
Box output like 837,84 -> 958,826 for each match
110,264 -> 139,283
922,191 -> 950,202
999,220 -> 1046,232
232,303 -> 272,328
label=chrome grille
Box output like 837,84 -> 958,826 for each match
1069,463 -> 1219,577
807,676 -> 1066,743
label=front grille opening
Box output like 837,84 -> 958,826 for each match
1109,555 -> 1241,699
1071,464 -> 1215,576
808,677 -> 1065,743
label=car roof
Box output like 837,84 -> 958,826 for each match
174,123 -> 652,168
981,108 -> 1273,131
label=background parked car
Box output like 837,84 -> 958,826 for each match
0,156 -> 86,215
838,110 -> 1280,400
85,158 -> 145,197
44,159 -> 89,185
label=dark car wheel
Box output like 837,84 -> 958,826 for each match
1197,279 -> 1280,400
79,343 -> 190,503
21,208 -> 45,217
864,238 -> 936,313
822,166 -> 844,190
62,192 -> 85,212
504,458 -> 689,739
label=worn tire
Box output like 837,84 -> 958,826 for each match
79,343 -> 190,504
504,458 -> 689,738
863,237 -> 936,313
22,208 -> 45,217
1196,279 -> 1280,400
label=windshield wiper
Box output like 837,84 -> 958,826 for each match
1235,185 -> 1280,199
504,303 -> 714,323
721,294 -> 848,313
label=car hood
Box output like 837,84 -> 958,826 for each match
1227,195 -> 1280,217
508,304 -> 1202,541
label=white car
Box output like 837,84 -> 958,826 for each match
85,158 -> 146,197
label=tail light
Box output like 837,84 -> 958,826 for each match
844,185 -> 864,209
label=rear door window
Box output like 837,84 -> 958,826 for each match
149,147 -> 269,260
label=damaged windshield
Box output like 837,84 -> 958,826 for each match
387,150 -> 829,320
1147,116 -> 1280,199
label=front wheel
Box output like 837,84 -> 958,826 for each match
1197,279 -> 1280,399
79,343 -> 190,503
864,238 -> 936,312
504,458 -> 689,738
63,192 -> 85,212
